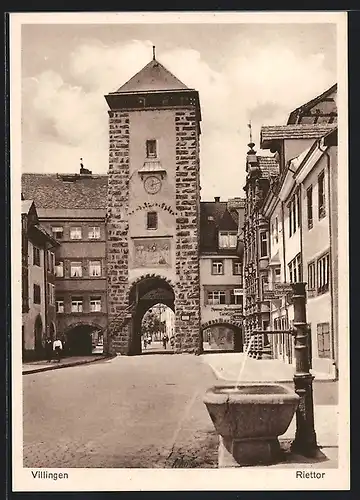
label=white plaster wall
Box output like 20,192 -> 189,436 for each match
24,240 -> 46,350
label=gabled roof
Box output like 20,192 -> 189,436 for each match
21,174 -> 108,210
200,201 -> 238,254
260,124 -> 336,149
287,84 -> 337,124
111,58 -> 190,94
21,200 -> 35,215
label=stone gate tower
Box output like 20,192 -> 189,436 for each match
105,52 -> 202,355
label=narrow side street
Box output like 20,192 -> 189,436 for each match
23,354 -> 219,468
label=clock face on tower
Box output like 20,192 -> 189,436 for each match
144,175 -> 162,194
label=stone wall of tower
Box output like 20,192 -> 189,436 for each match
106,111 -> 131,354
174,109 -> 201,354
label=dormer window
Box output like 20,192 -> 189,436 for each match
219,231 -> 237,249
146,140 -> 157,158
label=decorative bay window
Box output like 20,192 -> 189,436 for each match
307,261 -> 316,291
259,231 -> 268,257
218,231 -> 237,249
288,253 -> 302,283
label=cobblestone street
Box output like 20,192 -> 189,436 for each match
23,354 -> 219,468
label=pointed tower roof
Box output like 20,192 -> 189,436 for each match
111,58 -> 191,95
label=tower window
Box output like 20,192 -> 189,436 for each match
147,212 -> 158,230
146,140 -> 157,158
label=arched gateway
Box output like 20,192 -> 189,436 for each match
201,320 -> 243,352
105,56 -> 202,355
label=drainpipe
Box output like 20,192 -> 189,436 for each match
281,201 -> 289,362
318,142 -> 337,378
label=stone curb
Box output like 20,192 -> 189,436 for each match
22,355 -> 115,375
207,364 -> 337,384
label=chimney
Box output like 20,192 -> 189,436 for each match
214,196 -> 220,203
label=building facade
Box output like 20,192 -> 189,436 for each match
104,54 -> 202,355
200,197 -> 245,351
254,84 -> 338,375
21,170 -> 108,355
21,200 -> 59,359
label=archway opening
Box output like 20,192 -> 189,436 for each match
65,324 -> 102,356
128,276 -> 175,355
141,303 -> 175,353
34,315 -> 43,353
202,322 -> 243,353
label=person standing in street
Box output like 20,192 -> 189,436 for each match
53,337 -> 63,362
45,338 -> 53,362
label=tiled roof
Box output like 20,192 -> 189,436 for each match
21,174 -> 108,210
260,124 -> 336,147
200,201 -> 238,253
257,156 -> 280,178
111,59 -> 190,94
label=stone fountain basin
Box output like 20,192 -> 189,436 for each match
203,383 -> 300,466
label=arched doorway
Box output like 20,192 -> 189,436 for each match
34,315 -> 43,353
201,320 -> 243,353
141,303 -> 175,353
128,275 -> 175,355
65,323 -> 102,356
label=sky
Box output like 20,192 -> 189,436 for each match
20,19 -> 337,200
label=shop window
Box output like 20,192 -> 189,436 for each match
70,226 -> 82,240
207,291 -> 226,305
88,226 -> 101,239
89,260 -> 101,277
147,212 -> 158,230
33,284 -> 41,304
70,262 -> 82,278
230,291 -> 243,306
317,322 -> 331,358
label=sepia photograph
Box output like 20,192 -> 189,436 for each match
10,11 -> 349,491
